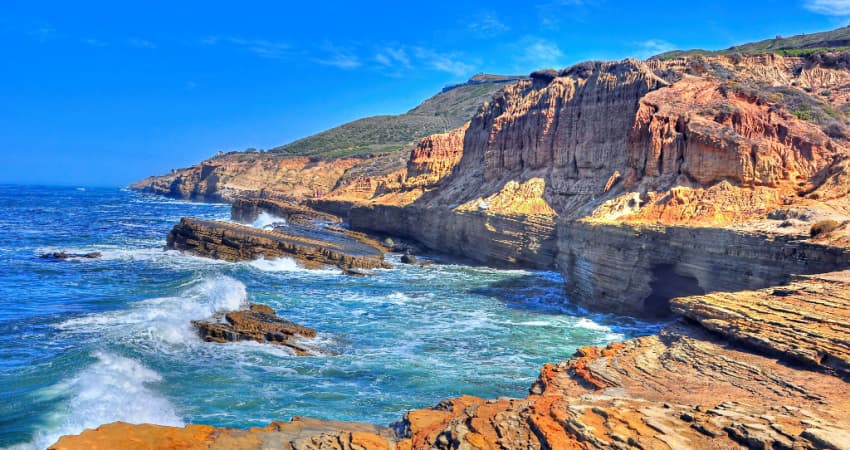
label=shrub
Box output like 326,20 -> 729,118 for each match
810,220 -> 840,237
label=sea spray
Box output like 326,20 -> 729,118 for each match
251,211 -> 286,230
0,186 -> 656,447
59,275 -> 248,348
11,352 -> 182,450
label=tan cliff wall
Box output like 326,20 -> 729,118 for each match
349,204 -> 558,268
131,154 -> 370,202
347,54 -> 850,317
558,221 -> 850,316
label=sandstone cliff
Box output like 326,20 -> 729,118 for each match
336,54 -> 850,316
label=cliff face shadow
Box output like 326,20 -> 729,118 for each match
469,274 -> 665,333
645,264 -> 705,318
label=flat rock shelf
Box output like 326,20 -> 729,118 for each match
166,217 -> 391,270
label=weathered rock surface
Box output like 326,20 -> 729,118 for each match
231,197 -> 342,225
672,270 -> 850,377
131,154 -> 367,202
40,251 -> 102,260
49,417 -> 395,450
51,269 -> 850,449
558,221 -> 850,317
192,303 -> 317,355
101,50 -> 850,449
166,218 -> 390,270
343,54 -> 850,316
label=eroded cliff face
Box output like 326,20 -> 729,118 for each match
130,154 -> 368,202
136,53 -> 850,315
344,54 -> 850,316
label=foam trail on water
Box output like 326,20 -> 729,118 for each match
11,352 -> 183,450
248,257 -> 301,272
252,212 -> 286,230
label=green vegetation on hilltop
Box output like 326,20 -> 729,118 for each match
269,75 -> 524,159
654,26 -> 850,60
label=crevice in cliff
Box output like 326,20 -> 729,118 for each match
645,264 -> 705,317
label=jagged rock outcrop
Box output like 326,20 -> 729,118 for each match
51,269 -> 850,449
40,251 -> 102,260
192,303 -> 317,355
166,218 -> 390,270
404,123 -> 469,189
342,54 -> 850,316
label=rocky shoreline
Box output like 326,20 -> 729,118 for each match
51,270 -> 850,449
75,48 -> 850,448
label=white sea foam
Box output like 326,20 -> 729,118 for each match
252,211 -> 286,229
10,352 -> 183,450
516,320 -> 552,326
574,317 -> 611,331
59,275 -> 247,347
248,256 -> 300,272
246,256 -> 340,275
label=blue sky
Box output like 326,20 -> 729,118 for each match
2,1 -> 850,186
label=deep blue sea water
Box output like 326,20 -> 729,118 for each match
0,185 -> 655,449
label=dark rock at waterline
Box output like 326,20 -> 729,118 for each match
400,252 -> 417,264
40,251 -> 102,260
343,268 -> 372,276
192,303 -> 317,355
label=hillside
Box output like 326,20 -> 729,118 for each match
655,25 -> 850,59
269,74 -> 525,159
131,74 -> 524,201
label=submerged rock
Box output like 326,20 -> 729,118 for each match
40,251 -> 102,260
400,252 -> 417,264
192,303 -> 317,356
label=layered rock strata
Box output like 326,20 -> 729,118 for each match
231,198 -> 342,224
558,221 -> 850,316
192,303 -> 317,355
343,55 -> 850,316
671,270 -> 850,377
51,270 -> 850,449
166,218 -> 390,270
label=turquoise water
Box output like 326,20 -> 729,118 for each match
0,185 -> 654,449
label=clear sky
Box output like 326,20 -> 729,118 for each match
2,1 -> 850,186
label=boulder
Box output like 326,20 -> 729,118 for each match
400,252 -> 417,264
192,303 -> 317,356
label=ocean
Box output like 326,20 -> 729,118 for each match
0,185 -> 654,449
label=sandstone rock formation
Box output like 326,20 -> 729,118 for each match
131,154 -> 367,202
192,303 -> 317,355
231,197 -> 342,224
51,270 -> 850,449
671,270 -> 850,377
166,218 -> 390,270
339,54 -> 850,316
105,47 -> 850,449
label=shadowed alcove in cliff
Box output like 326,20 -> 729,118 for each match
644,264 -> 705,317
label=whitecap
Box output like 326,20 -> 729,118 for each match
252,211 -> 287,230
10,352 -> 182,450
58,275 -> 248,348
574,317 -> 611,331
